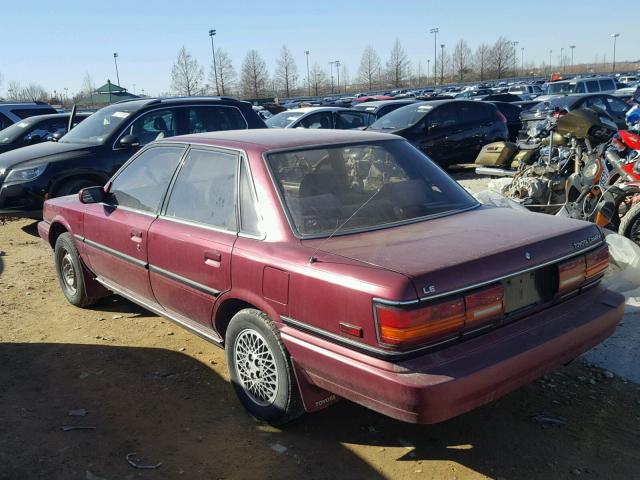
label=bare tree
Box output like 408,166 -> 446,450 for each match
385,39 -> 411,88
6,81 -> 21,101
488,37 -> 514,79
309,63 -> 329,96
171,46 -> 204,96
209,49 -> 236,95
357,45 -> 381,90
275,45 -> 298,98
474,43 -> 490,81
240,50 -> 270,99
452,39 -> 472,82
22,83 -> 48,102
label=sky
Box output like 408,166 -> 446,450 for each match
0,0 -> 637,97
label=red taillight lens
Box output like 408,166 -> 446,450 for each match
464,285 -> 504,327
552,110 -> 567,119
558,256 -> 586,294
376,297 -> 465,348
585,245 -> 609,279
496,110 -> 507,124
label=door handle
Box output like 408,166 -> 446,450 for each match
130,229 -> 143,243
204,250 -> 222,267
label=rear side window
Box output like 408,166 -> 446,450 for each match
586,80 -> 600,93
10,108 -> 57,119
0,113 -> 13,130
186,106 -> 248,133
165,149 -> 238,230
110,146 -> 185,213
599,79 -> 615,91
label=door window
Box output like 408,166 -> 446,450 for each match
427,104 -> 459,128
605,96 -> 629,115
125,109 -> 176,145
457,103 -> 490,124
185,106 -> 248,133
599,79 -> 615,91
109,146 -> 185,213
298,112 -> 333,129
574,83 -> 586,93
335,111 -> 372,129
24,119 -> 68,141
0,113 -> 12,130
586,80 -> 600,93
165,149 -> 238,230
583,96 -> 607,112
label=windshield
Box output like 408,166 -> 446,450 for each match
0,119 -> 35,144
267,140 -> 477,237
60,103 -> 136,145
368,103 -> 432,130
547,82 -> 576,94
265,111 -> 304,128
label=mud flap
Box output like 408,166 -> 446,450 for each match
291,359 -> 341,412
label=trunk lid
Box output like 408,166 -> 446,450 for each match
303,206 -> 602,300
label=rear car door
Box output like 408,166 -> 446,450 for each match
147,147 -> 239,326
82,145 -> 185,302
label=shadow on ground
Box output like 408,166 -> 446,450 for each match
20,220 -> 40,238
1,343 -> 638,480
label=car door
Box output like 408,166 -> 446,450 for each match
147,147 -> 239,326
82,145 -> 186,302
417,104 -> 460,166
454,102 -> 490,162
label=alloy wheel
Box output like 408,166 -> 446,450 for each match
233,329 -> 279,406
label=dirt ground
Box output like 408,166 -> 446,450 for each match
1,213 -> 640,480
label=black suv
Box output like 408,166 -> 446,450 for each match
0,97 -> 266,218
367,100 -> 508,167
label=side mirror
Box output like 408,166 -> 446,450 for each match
78,186 -> 105,204
118,134 -> 140,149
49,130 -> 65,142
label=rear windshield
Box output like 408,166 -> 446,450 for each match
267,140 -> 477,237
265,111 -> 304,128
547,82 -> 576,94
368,103 -> 433,130
10,107 -> 57,119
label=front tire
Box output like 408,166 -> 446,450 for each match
225,309 -> 303,425
54,233 -> 96,307
618,202 -> 640,246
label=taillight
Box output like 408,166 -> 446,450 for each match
585,245 -> 609,279
496,110 -> 507,124
558,256 -> 586,294
552,110 -> 567,119
558,245 -> 609,294
464,285 -> 504,327
376,297 -> 464,348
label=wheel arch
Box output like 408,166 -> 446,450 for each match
213,292 -> 282,344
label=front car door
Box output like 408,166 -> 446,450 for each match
82,145 -> 186,302
418,104 -> 461,166
147,147 -> 239,326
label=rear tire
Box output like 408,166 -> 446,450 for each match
225,309 -> 304,425
618,202 -> 640,246
54,233 -> 96,307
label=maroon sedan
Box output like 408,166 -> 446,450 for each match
39,129 -> 623,425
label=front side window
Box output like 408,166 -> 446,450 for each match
186,106 -> 247,133
124,109 -> 176,146
267,140 -> 477,237
109,146 -> 185,213
335,112 -> 371,129
606,96 -> 629,114
298,112 -> 333,129
165,149 -> 238,230
427,104 -> 460,128
265,111 -> 304,128
369,103 -> 432,131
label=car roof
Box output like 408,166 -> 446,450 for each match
286,106 -> 346,114
165,128 -> 399,152
354,99 -> 416,108
17,112 -> 91,122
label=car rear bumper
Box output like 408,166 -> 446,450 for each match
281,286 -> 623,424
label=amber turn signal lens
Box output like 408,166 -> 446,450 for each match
376,297 -> 465,348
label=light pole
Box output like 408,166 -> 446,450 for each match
427,59 -> 430,86
521,47 -> 524,77
512,41 -> 519,78
440,44 -> 445,85
430,28 -> 439,84
209,29 -> 219,95
570,45 -> 576,72
335,60 -> 341,93
304,50 -> 310,96
549,49 -> 553,75
328,61 -> 335,93
113,53 -> 120,86
610,33 -> 620,73
560,47 -> 565,73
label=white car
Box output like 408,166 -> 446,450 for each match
265,107 -> 375,130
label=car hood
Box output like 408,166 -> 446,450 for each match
302,206 -> 602,300
0,141 -> 95,175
